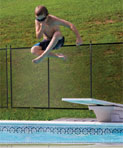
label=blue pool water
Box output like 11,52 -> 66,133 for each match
0,121 -> 123,144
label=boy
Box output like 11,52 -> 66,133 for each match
31,5 -> 82,63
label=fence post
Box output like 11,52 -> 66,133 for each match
6,45 -> 8,108
10,45 -> 13,108
90,41 -> 93,98
48,57 -> 50,108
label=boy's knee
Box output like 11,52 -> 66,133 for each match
31,46 -> 36,54
31,46 -> 40,54
31,46 -> 43,56
54,31 -> 62,40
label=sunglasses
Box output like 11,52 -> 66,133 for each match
36,16 -> 47,22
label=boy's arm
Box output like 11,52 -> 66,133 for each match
35,20 -> 44,39
53,16 -> 82,45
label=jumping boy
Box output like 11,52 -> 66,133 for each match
31,5 -> 82,63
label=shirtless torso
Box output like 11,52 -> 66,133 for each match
35,15 -> 63,40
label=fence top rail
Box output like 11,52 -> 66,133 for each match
0,48 -> 7,50
0,42 -> 123,50
64,42 -> 123,47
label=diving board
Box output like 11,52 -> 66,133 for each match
62,98 -> 123,122
62,98 -> 123,107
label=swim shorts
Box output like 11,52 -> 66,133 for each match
33,36 -> 65,50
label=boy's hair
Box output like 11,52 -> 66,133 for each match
35,5 -> 49,16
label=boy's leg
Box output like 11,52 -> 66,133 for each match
31,34 -> 66,63
31,38 -> 60,57
31,46 -> 66,60
32,32 -> 64,63
48,52 -> 67,60
31,46 -> 43,56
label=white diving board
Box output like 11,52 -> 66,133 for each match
62,98 -> 123,107
62,98 -> 123,122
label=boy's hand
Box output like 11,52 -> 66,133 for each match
40,22 -> 45,30
32,59 -> 40,64
76,37 -> 82,46
32,57 -> 43,64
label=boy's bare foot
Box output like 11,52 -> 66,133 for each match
57,53 -> 67,61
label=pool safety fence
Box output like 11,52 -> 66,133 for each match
0,46 -> 8,108
0,42 -> 123,109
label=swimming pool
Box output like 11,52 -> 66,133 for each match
0,121 -> 123,144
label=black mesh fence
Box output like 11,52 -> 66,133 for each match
0,48 -> 8,108
6,42 -> 123,109
10,45 -> 90,109
10,48 -> 48,108
92,43 -> 123,104
49,46 -> 90,109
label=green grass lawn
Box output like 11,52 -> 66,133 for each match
0,0 -> 122,120
0,0 -> 122,47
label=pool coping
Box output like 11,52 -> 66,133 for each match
0,119 -> 123,125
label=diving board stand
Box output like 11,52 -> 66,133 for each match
62,98 -> 123,122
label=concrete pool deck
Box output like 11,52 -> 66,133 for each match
0,143 -> 123,148
52,118 -> 123,123
52,118 -> 98,122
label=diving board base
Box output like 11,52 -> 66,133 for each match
62,98 -> 123,122
89,105 -> 123,122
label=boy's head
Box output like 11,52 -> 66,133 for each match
35,5 -> 49,17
